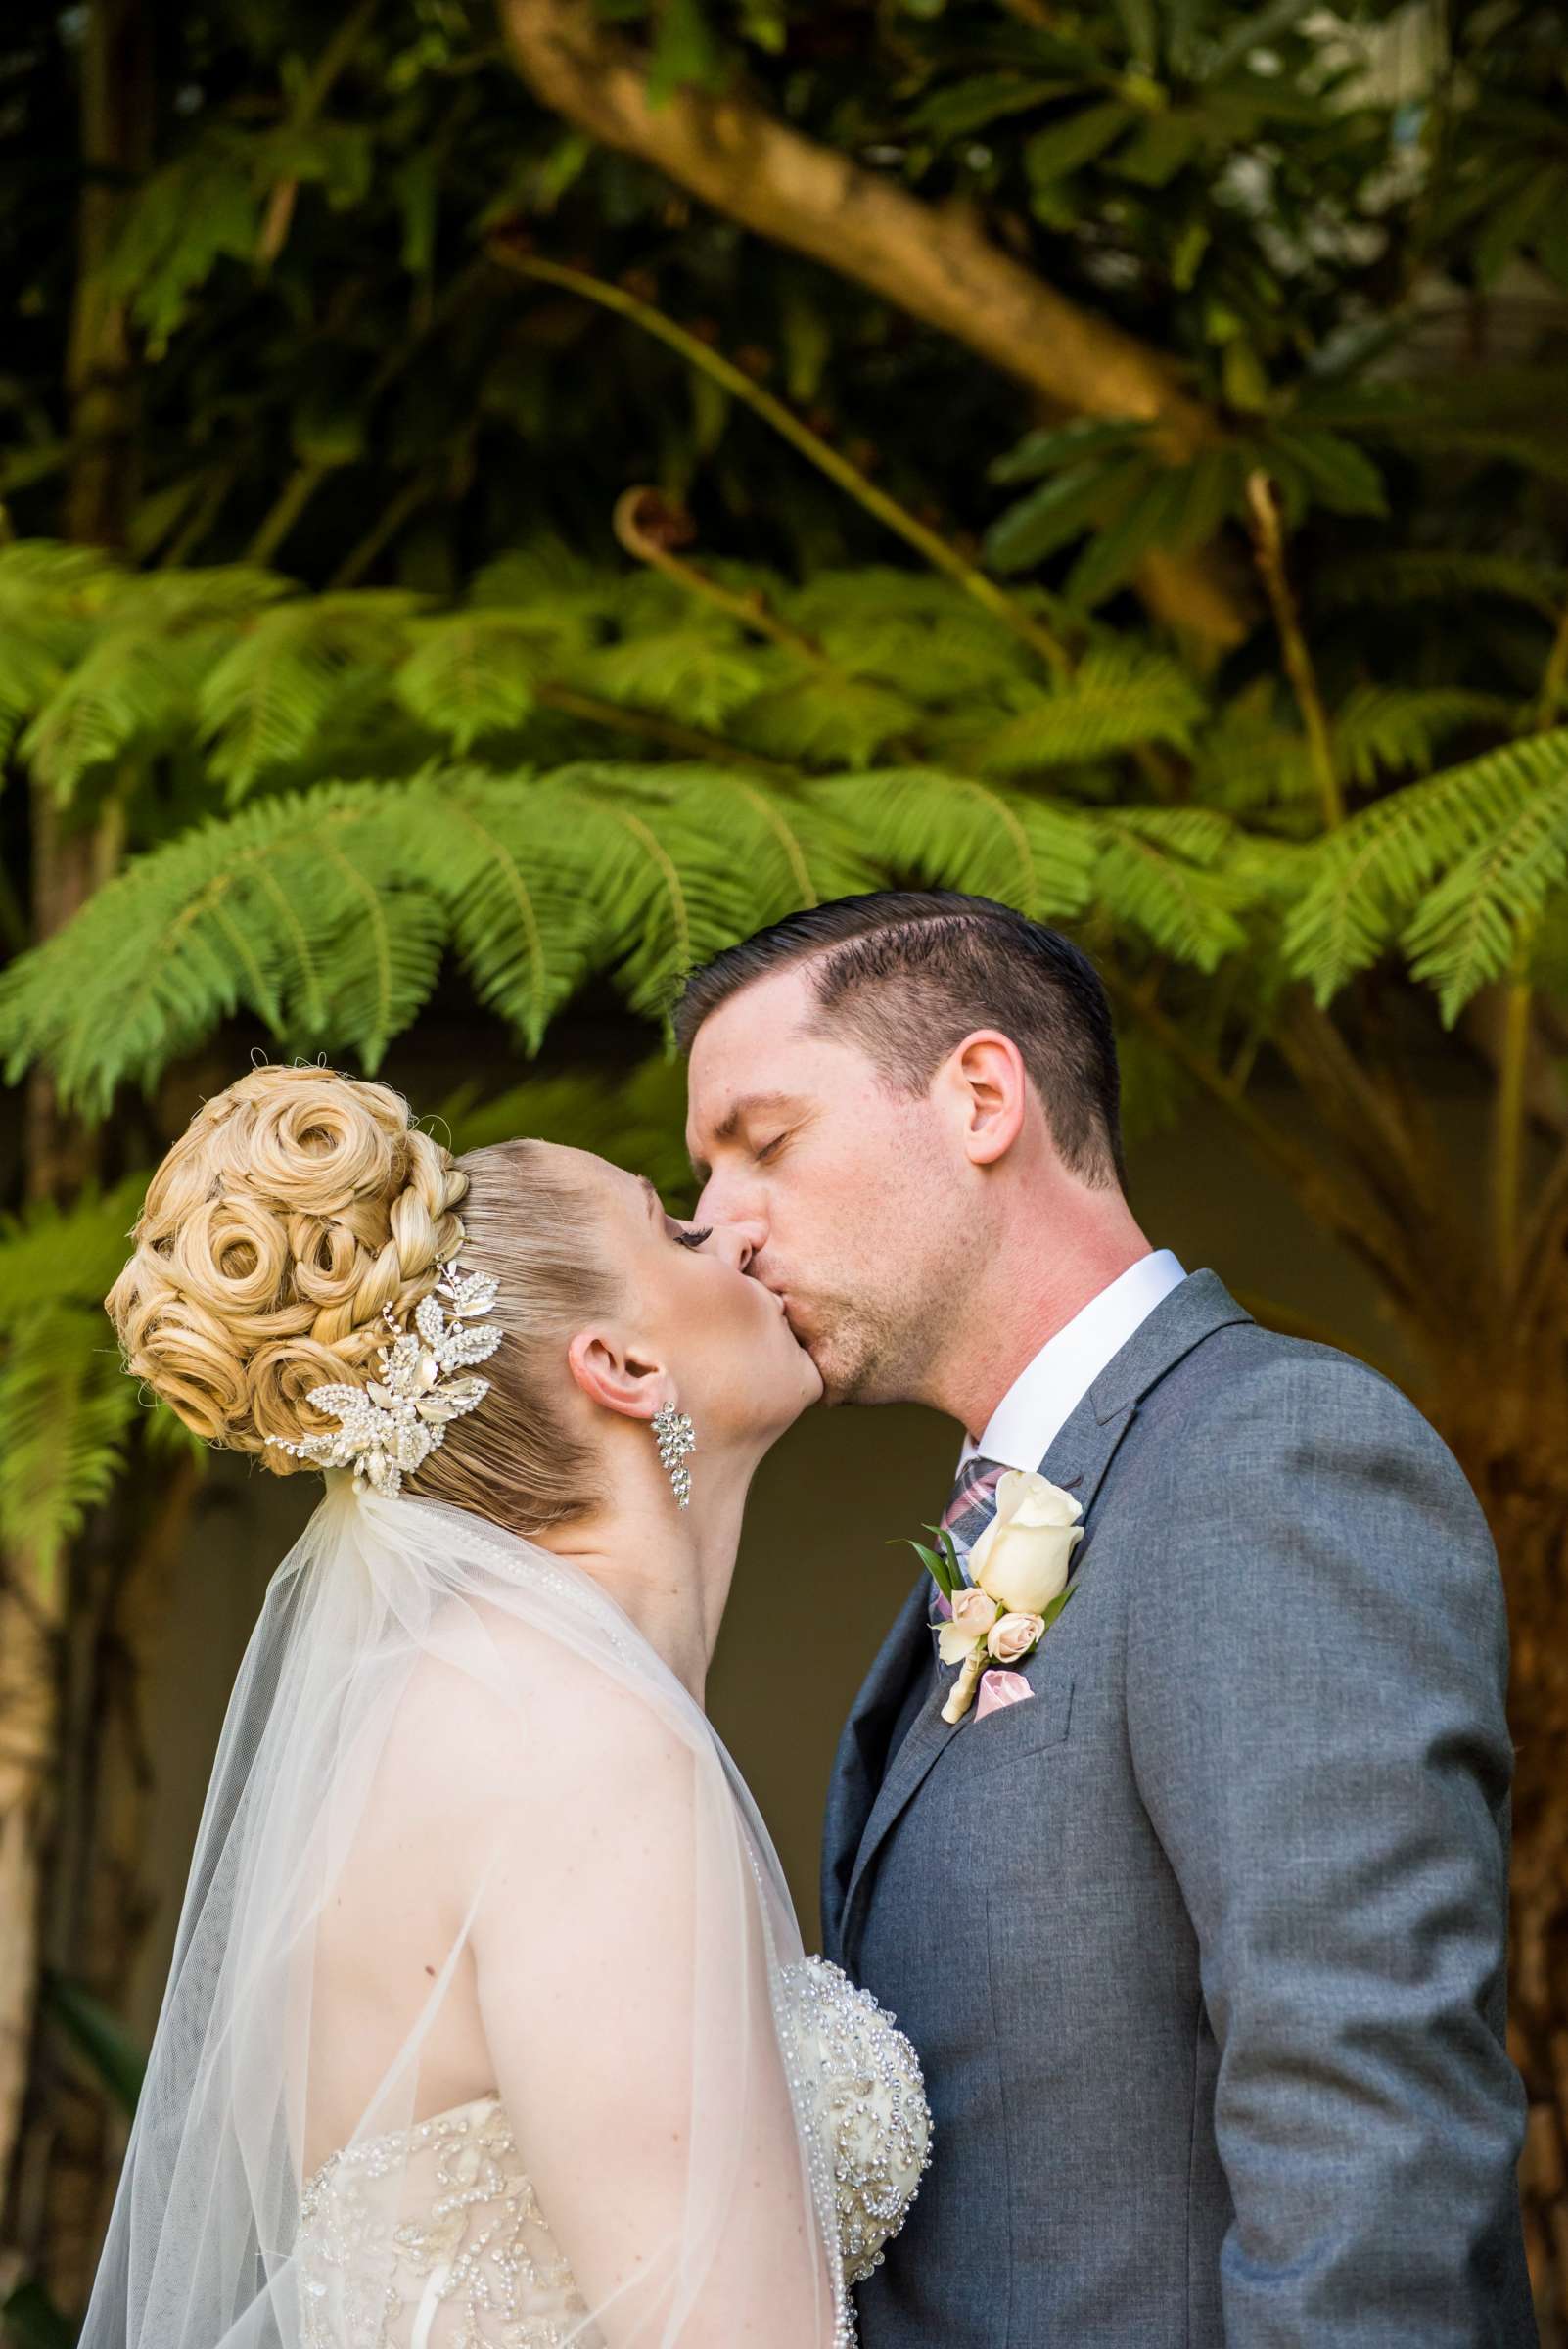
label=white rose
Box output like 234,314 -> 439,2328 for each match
937,1585 -> 998,1666
971,1468 -> 1084,1616
987,1610 -> 1045,1665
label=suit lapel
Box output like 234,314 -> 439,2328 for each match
832,1270 -> 1255,1964
820,1574 -> 931,1963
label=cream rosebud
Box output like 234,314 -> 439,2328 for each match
937,1586 -> 999,1666
987,1610 -> 1045,1665
971,1468 -> 1083,1615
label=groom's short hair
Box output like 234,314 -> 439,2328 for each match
674,891 -> 1125,1190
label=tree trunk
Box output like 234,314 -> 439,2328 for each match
25,1462 -> 196,2311
0,1583 -> 59,2271
0,0 -> 151,2287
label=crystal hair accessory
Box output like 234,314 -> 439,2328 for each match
265,1259 -> 503,1497
653,1403 -> 695,1508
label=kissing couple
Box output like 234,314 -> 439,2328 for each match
84,889 -> 1535,2347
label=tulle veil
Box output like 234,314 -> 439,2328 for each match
78,1468 -> 845,2348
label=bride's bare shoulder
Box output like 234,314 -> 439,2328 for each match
387,1583 -> 699,1819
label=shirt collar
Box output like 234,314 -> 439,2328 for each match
959,1250 -> 1188,1476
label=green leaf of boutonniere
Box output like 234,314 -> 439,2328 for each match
895,1529 -> 958,1602
1038,1580 -> 1079,1635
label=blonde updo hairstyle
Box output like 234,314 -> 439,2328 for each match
107,1065 -> 620,1535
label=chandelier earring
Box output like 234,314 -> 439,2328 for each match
653,1402 -> 696,1508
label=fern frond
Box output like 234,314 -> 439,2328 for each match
0,1307 -> 140,1589
1282,730 -> 1568,1001
953,649 -> 1206,774
550,763 -> 873,1022
0,1180 -> 152,1324
1191,682 -> 1315,820
198,592 -> 422,800
395,614 -> 574,752
1315,551 -> 1566,621
784,572 -> 1032,700
437,1056 -> 693,1200
1402,770 -> 1568,1021
809,767 -> 1097,923
0,782 -> 450,1108
1094,807 -> 1251,969
1332,686 -> 1520,787
101,131 -> 259,355
21,625 -> 215,801
731,671 -> 920,767
469,540 -> 617,618
569,632 -> 768,731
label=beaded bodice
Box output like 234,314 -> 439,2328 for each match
295,1957 -> 929,2346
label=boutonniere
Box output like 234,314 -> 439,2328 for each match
904,1469 -> 1085,1724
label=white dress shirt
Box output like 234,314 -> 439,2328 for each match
958,1249 -> 1188,1475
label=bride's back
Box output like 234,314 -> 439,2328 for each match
90,1064 -> 848,2349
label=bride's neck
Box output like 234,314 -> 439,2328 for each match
532,1439 -> 757,1706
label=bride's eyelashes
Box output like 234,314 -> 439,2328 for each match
674,1225 -> 713,1251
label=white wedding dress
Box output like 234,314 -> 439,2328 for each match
297,1958 -> 930,2347
82,1475 -> 931,2349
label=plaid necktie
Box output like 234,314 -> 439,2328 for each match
928,1454 -> 1008,1622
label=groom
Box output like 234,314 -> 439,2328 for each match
677,890 -> 1535,2347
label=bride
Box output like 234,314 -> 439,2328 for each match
83,1064 -> 929,2348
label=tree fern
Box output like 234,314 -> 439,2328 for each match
437,1056 -> 694,1200
948,648 -> 1206,774
1332,686 -> 1522,788
811,767 -> 1097,924
783,570 -> 1035,701
1282,731 -> 1568,1001
1403,770 -> 1568,1022
730,670 -> 921,767
0,1180 -> 151,1319
1190,682 -> 1315,824
1315,550 -> 1566,622
547,762 -> 873,1024
395,612 -> 576,752
568,630 -> 769,731
199,592 -> 423,800
0,783 -> 451,1108
0,1306 -> 141,1589
1093,806 -> 1251,969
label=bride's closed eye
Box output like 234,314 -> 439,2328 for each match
673,1225 -> 713,1251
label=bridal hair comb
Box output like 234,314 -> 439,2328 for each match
265,1258 -> 503,1497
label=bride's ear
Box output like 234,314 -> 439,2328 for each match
566,1328 -> 667,1423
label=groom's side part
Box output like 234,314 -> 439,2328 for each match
677,892 -> 1535,2349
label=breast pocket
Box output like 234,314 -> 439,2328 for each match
957,1655 -> 1074,1774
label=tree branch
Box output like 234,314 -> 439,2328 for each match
493,0 -> 1250,646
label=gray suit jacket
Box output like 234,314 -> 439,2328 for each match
822,1271 -> 1534,2346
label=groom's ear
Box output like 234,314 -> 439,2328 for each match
946,1030 -> 1028,1167
565,1329 -> 665,1423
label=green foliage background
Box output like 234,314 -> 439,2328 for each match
2,0 -> 1568,2330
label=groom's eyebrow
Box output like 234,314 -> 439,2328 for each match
688,1091 -> 806,1181
710,1090 -> 802,1144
